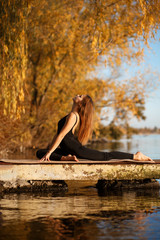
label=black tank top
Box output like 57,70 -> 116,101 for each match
57,113 -> 77,135
57,113 -> 82,154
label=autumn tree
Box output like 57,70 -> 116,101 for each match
0,0 -> 28,116
0,0 -> 160,154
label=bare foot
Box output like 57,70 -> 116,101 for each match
61,154 -> 79,162
133,152 -> 154,162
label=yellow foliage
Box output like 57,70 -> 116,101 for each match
0,0 -> 28,118
0,0 -> 160,152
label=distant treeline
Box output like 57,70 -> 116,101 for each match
95,124 -> 160,142
133,127 -> 160,135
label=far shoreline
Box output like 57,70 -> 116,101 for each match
88,130 -> 160,145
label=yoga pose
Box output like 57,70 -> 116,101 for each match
36,94 -> 153,162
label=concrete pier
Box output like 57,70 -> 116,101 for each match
0,159 -> 160,192
1,159 -> 160,183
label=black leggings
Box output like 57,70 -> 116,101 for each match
36,146 -> 133,161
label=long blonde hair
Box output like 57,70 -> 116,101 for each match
77,95 -> 94,145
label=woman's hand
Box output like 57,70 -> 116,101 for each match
40,152 -> 51,162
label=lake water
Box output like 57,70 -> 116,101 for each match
1,134 -> 160,240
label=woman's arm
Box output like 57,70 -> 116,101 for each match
47,133 -> 58,149
40,112 -> 77,161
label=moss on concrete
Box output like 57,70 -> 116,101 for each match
0,180 -> 68,193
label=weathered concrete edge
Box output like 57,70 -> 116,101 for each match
1,159 -> 160,164
1,163 -> 160,181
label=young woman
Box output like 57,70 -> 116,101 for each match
36,94 -> 153,162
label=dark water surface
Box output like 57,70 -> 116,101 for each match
1,134 -> 160,240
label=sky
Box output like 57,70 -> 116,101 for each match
130,37 -> 160,128
97,32 -> 160,128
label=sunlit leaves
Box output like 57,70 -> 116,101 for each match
0,0 -> 28,117
0,0 -> 160,152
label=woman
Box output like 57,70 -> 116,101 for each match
36,94 -> 153,162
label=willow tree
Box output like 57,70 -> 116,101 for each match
0,0 -> 28,153
0,0 -> 28,116
0,0 -> 160,152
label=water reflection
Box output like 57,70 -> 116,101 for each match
1,183 -> 160,222
0,182 -> 160,240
